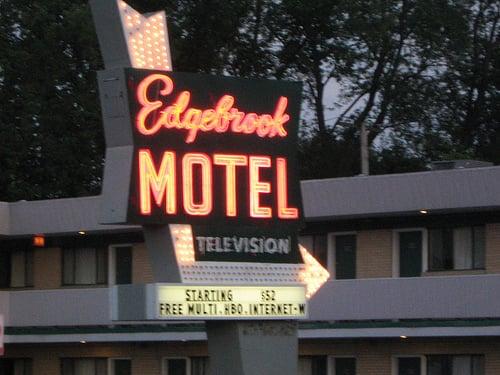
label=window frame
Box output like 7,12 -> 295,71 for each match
162,357 -> 191,375
427,226 -> 486,272
0,358 -> 33,375
60,357 -> 108,375
0,248 -> 34,289
426,354 -> 485,375
62,247 -> 108,287
328,355 -> 357,375
392,228 -> 428,278
108,357 -> 132,375
391,355 -> 426,375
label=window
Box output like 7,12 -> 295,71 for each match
190,357 -> 209,375
163,357 -> 209,375
299,235 -> 328,268
429,227 -> 485,271
110,359 -> 131,375
110,246 -> 132,285
427,355 -> 484,375
61,358 -> 107,375
0,359 -> 32,375
63,248 -> 108,286
0,249 -> 34,288
334,357 -> 356,375
298,356 -> 327,375
397,357 -> 421,375
163,358 -> 189,375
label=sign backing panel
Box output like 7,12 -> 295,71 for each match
125,69 -> 304,229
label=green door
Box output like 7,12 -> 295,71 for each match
335,235 -> 356,279
115,246 -> 132,285
399,231 -> 422,277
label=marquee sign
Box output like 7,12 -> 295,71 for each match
156,284 -> 307,320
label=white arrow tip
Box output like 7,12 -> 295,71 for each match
299,245 -> 330,299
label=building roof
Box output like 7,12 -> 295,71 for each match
0,166 -> 499,235
302,165 -> 500,221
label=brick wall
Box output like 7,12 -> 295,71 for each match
33,247 -> 61,289
133,243 -> 154,283
5,339 -> 500,375
486,223 -> 500,273
302,339 -> 500,375
356,230 -> 393,278
19,221 -> 500,291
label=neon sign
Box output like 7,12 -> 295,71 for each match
136,73 -> 290,143
138,151 -> 298,219
98,68 -> 303,262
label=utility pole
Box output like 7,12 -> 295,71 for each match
360,122 -> 369,175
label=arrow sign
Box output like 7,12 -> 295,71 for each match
117,0 -> 172,70
170,225 -> 330,300
298,245 -> 330,299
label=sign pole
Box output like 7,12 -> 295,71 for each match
206,321 -> 298,375
0,314 -> 4,357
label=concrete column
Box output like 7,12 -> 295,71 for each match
206,321 -> 298,375
143,225 -> 182,283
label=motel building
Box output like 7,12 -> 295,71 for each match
0,160 -> 499,375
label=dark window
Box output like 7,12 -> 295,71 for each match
0,251 -> 11,288
191,357 -> 209,375
63,248 -> 108,286
115,246 -> 132,285
298,356 -> 327,375
335,358 -> 356,375
398,357 -> 421,375
164,358 -> 187,375
299,235 -> 328,268
429,226 -> 485,271
0,359 -> 32,375
427,355 -> 484,375
10,249 -> 34,287
335,234 -> 356,279
112,359 -> 131,375
0,249 -> 33,288
61,358 -> 107,375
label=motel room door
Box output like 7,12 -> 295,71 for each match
335,234 -> 356,279
399,231 -> 422,277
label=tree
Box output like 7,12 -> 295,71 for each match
428,0 -> 500,163
0,0 -> 103,201
271,0 -> 349,136
0,0 -> 498,201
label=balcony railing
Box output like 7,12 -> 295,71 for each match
1,274 -> 500,327
309,274 -> 500,321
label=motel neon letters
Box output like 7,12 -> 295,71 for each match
138,150 -> 299,220
112,69 -> 303,236
136,74 -> 291,143
133,72 -> 301,224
